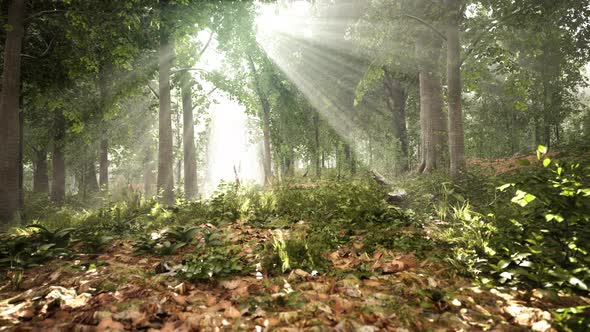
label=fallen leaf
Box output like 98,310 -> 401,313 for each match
221,280 -> 241,290
224,306 -> 241,319
97,317 -> 125,331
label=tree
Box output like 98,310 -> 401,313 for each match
51,109 -> 66,204
0,0 -> 26,222
445,0 -> 465,177
157,0 -> 175,204
416,28 -> 445,174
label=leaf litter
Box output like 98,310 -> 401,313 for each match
1,218 -> 588,331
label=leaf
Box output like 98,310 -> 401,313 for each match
536,145 -> 548,160
568,277 -> 588,291
511,190 -> 536,207
543,158 -> 551,167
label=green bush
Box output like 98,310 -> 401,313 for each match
262,230 -> 331,275
439,146 -> 590,293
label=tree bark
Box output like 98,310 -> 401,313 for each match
157,0 -> 175,204
84,159 -> 99,192
33,149 -> 50,193
313,111 -> 321,178
416,31 -> 445,174
383,69 -> 409,173
247,54 -> 273,184
0,0 -> 26,222
445,0 -> 465,178
99,139 -> 109,190
181,73 -> 197,199
51,110 -> 66,204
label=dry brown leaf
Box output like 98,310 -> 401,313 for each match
221,280 -> 242,290
205,294 -> 217,306
97,317 -> 125,331
332,296 -> 353,314
362,280 -> 382,288
234,285 -> 250,297
382,260 -> 406,274
224,306 -> 241,319
329,252 -> 340,262
171,294 -> 186,306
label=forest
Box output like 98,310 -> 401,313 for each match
0,0 -> 589,330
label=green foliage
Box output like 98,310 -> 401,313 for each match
553,305 -> 590,332
180,230 -> 246,281
133,225 -> 200,255
0,224 -> 75,270
438,147 -> 590,293
262,230 -> 331,275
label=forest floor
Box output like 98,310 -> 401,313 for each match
1,149 -> 589,331
0,218 -> 583,331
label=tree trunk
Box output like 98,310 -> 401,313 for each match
84,159 -> 99,192
313,112 -> 321,178
19,92 -> 24,215
181,74 -> 197,199
51,110 -> 66,204
157,0 -> 175,205
0,0 -> 25,222
445,0 -> 465,178
33,149 -> 50,193
383,69 -> 409,173
99,139 -> 109,190
261,102 -> 272,183
98,70 -> 109,191
247,54 -> 273,184
417,31 -> 445,174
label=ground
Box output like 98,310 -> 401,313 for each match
1,217 -> 584,332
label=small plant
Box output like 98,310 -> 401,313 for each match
181,245 -> 246,281
263,230 -> 331,275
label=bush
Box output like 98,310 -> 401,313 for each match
439,146 -> 590,293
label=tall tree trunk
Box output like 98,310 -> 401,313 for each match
313,112 -> 321,178
417,31 -> 444,174
261,102 -> 272,183
19,92 -> 24,216
0,0 -> 25,222
85,159 -> 99,192
247,54 -> 273,184
51,110 -> 66,204
33,149 -> 50,193
157,0 -> 175,204
98,70 -> 109,191
383,69 -> 409,173
287,147 -> 295,177
99,139 -> 109,190
344,142 -> 356,176
445,0 -> 465,177
181,74 -> 197,199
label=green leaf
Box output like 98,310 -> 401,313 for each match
568,277 -> 588,291
536,145 -> 548,160
543,158 -> 551,167
511,190 -> 537,207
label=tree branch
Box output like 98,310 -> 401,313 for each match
21,36 -> 55,59
398,14 -> 446,41
25,10 -> 66,22
170,67 -> 210,75
147,82 -> 159,98
191,86 -> 218,112
196,31 -> 214,61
